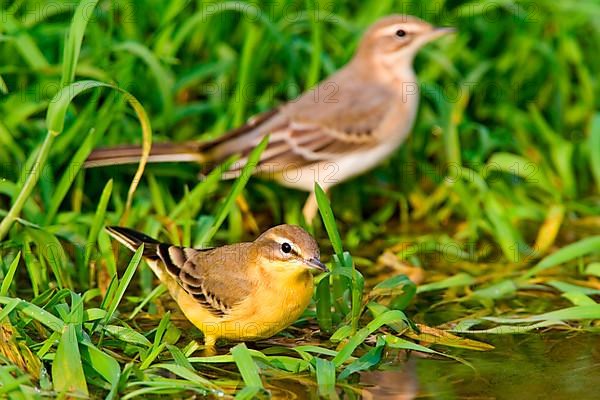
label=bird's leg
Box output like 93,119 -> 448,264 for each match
202,336 -> 217,356
302,189 -> 326,224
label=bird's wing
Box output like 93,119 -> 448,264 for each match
106,226 -> 252,317
217,74 -> 397,173
156,244 -> 254,317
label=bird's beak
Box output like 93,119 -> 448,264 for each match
305,257 -> 328,272
424,26 -> 456,42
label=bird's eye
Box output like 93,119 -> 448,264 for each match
395,29 -> 407,38
281,242 -> 292,254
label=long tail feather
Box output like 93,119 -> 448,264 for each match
105,226 -> 160,257
85,142 -> 206,168
85,108 -> 282,169
106,226 -> 185,296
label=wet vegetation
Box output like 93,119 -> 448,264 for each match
0,0 -> 599,398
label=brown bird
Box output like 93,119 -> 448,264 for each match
106,224 -> 327,350
87,15 -> 455,220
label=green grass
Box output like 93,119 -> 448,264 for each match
1,0 -> 599,397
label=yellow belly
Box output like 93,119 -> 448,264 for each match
159,264 -> 314,346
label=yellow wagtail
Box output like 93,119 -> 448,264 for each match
106,225 -> 327,349
88,15 -> 455,220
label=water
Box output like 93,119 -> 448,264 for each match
361,333 -> 599,399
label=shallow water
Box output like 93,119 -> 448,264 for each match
361,333 -> 599,400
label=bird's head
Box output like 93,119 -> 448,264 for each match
254,224 -> 327,275
356,15 -> 455,72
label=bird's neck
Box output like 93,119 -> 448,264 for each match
254,260 -> 311,281
259,267 -> 313,291
382,62 -> 417,90
354,56 -> 417,89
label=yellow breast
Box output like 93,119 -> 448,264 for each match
165,263 -> 315,346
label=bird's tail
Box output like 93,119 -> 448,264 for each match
106,226 -> 188,300
85,109 -> 281,169
105,226 -> 161,258
85,142 -> 207,168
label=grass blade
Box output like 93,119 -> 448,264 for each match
338,337 -> 385,380
230,24 -> 260,127
524,236 -> 600,278
0,131 -> 54,241
84,179 -> 113,267
315,357 -> 336,398
0,297 -> 65,332
0,252 -> 21,296
79,341 -> 120,392
306,0 -> 323,88
316,274 -> 333,333
52,324 -> 88,396
153,364 -> 216,391
590,114 -> 600,189
103,245 -> 144,324
231,343 -> 263,390
332,310 -> 409,367
104,325 -> 152,348
60,0 -> 99,87
484,305 -> 600,323
315,183 -> 343,259
417,273 -> 475,293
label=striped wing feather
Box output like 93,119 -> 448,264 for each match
212,71 -> 394,173
106,226 -> 252,317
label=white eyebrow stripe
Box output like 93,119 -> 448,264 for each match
271,236 -> 289,245
272,236 -> 302,256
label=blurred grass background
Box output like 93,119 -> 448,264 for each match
0,0 -> 599,397
1,0 -> 598,248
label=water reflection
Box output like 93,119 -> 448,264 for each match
361,359 -> 419,399
359,333 -> 600,399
